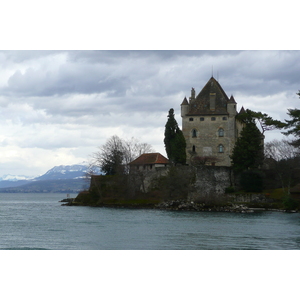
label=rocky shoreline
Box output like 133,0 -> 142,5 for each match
155,200 -> 255,213
59,198 -> 298,213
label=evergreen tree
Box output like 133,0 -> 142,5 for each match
261,91 -> 300,148
230,115 -> 264,172
164,108 -> 186,164
282,94 -> 300,147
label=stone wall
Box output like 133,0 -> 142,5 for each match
188,166 -> 233,201
227,193 -> 269,203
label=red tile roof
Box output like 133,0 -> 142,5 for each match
129,153 -> 169,165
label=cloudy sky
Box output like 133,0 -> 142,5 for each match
0,50 -> 299,177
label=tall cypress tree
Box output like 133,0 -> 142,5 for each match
164,108 -> 186,164
230,117 -> 264,172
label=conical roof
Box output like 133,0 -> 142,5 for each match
181,97 -> 188,105
228,95 -> 237,104
187,77 -> 230,115
239,106 -> 246,114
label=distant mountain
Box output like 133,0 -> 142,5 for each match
0,163 -> 101,192
0,174 -> 35,181
34,164 -> 89,181
0,180 -> 31,189
0,179 -> 89,193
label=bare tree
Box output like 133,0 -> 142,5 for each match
122,137 -> 154,168
188,150 -> 221,166
265,139 -> 300,161
88,135 -> 154,176
264,139 -> 300,194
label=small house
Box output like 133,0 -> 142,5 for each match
129,153 -> 169,171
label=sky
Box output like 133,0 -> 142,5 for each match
0,1 -> 299,178
0,50 -> 299,177
2,1 -> 299,296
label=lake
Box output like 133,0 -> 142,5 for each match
1,193 -> 300,250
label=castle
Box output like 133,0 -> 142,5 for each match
181,76 -> 245,166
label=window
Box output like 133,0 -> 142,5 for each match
192,145 -> 196,152
189,118 -> 194,121
218,128 -> 224,137
222,117 -> 227,120
192,129 -> 197,138
200,117 -> 205,121
218,144 -> 224,153
211,117 -> 216,121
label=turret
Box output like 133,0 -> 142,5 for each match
181,97 -> 189,117
227,95 -> 237,117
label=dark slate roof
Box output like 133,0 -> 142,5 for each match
181,97 -> 188,105
129,153 -> 169,165
187,77 -> 230,116
239,106 -> 246,114
228,95 -> 237,103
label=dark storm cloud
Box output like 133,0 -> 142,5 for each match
0,50 -> 243,98
1,50 -> 300,122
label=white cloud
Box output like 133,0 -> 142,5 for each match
0,50 -> 299,176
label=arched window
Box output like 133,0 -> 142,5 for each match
218,128 -> 224,137
192,129 -> 197,138
218,144 -> 224,153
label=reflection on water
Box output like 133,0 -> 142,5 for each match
0,194 -> 300,250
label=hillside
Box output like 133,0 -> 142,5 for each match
0,179 -> 89,193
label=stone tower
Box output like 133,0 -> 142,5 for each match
181,77 -> 244,166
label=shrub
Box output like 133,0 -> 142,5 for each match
225,186 -> 235,193
240,170 -> 264,192
282,194 -> 298,210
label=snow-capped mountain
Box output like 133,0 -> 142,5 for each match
0,163 -> 102,192
34,164 -> 101,180
0,174 -> 36,181
0,163 -> 102,183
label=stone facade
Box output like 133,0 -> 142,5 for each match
181,77 -> 244,166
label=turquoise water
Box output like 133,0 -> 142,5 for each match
1,193 -> 300,250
